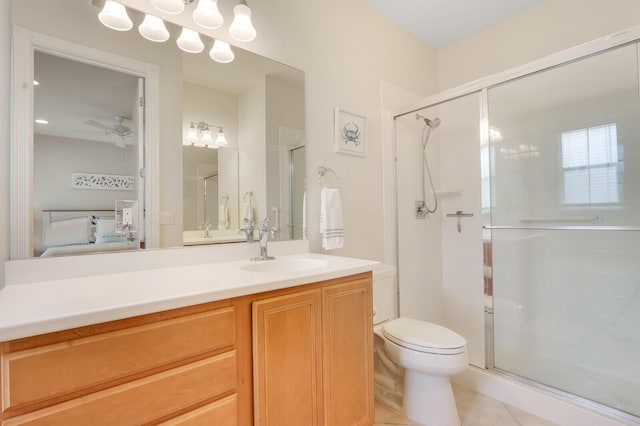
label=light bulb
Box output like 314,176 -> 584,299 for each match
229,3 -> 256,42
98,0 -> 133,32
216,129 -> 228,146
177,28 -> 205,53
193,0 -> 224,29
138,15 -> 170,42
150,0 -> 185,15
209,40 -> 235,63
201,128 -> 213,144
186,123 -> 199,144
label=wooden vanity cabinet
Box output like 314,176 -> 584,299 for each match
0,300 -> 241,426
0,272 -> 373,426
252,274 -> 374,426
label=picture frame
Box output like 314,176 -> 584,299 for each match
334,108 -> 366,157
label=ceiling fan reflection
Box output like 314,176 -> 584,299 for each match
83,115 -> 133,148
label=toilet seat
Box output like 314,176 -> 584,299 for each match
382,317 -> 466,355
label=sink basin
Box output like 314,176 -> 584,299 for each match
241,257 -> 328,273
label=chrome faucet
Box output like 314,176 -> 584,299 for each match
238,219 -> 255,243
252,218 -> 277,261
199,219 -> 212,238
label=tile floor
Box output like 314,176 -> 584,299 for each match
374,383 -> 557,426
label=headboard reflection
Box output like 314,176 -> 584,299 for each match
39,209 -> 138,257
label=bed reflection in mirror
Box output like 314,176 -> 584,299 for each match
33,51 -> 144,257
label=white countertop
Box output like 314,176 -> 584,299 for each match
0,253 -> 377,341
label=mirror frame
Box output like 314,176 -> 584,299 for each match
10,27 -> 160,258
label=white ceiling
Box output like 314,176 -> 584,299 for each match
361,0 -> 544,48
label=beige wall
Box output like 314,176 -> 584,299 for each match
437,0 -> 640,90
127,0 -> 438,259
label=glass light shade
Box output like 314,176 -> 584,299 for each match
216,129 -> 228,146
150,0 -> 185,14
98,0 -> 133,32
182,140 -> 192,146
206,143 -> 218,149
201,128 -> 213,144
193,0 -> 224,29
177,28 -> 205,53
186,124 -> 199,144
193,141 -> 206,148
138,15 -> 170,42
209,40 -> 235,63
229,4 -> 256,42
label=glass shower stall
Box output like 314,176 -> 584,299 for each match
486,40 -> 640,420
394,32 -> 640,422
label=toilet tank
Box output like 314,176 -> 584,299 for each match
373,264 -> 397,325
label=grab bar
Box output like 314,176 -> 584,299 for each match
484,225 -> 640,232
519,214 -> 601,223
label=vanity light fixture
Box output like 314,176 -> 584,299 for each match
184,122 -> 199,145
209,40 -> 235,63
98,0 -> 133,31
229,0 -> 256,42
177,28 -> 205,53
138,14 -> 170,42
216,129 -> 227,146
184,121 -> 228,148
35,119 -> 49,125
193,0 -> 224,29
150,0 -> 188,15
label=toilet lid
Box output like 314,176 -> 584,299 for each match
382,317 -> 466,355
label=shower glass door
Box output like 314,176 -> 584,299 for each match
487,42 -> 640,418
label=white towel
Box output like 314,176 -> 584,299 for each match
320,187 -> 344,250
302,191 -> 307,240
218,202 -> 229,229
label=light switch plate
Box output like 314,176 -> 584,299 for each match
160,211 -> 174,225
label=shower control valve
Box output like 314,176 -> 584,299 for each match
415,201 -> 427,219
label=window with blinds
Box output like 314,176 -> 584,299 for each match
561,124 -> 620,205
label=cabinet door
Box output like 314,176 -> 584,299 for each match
322,278 -> 374,426
253,289 -> 323,426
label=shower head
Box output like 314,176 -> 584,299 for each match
415,114 -> 441,129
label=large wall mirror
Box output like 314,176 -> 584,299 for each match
10,0 -> 306,259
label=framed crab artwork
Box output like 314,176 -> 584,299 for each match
334,107 -> 366,157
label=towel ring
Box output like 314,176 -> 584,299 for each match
220,195 -> 229,205
243,191 -> 254,202
318,166 -> 340,188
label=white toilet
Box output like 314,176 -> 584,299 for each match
373,265 -> 468,426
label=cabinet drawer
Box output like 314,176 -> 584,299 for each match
2,307 -> 235,411
159,394 -> 237,426
1,351 -> 236,426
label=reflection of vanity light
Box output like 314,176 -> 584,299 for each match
185,121 -> 228,149
193,0 -> 224,29
98,0 -> 133,32
209,40 -> 235,63
35,119 -> 49,125
138,14 -> 170,42
216,129 -> 228,146
229,1 -> 256,42
185,123 -> 199,145
150,0 -> 185,15
177,28 -> 205,53
201,128 -> 213,144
